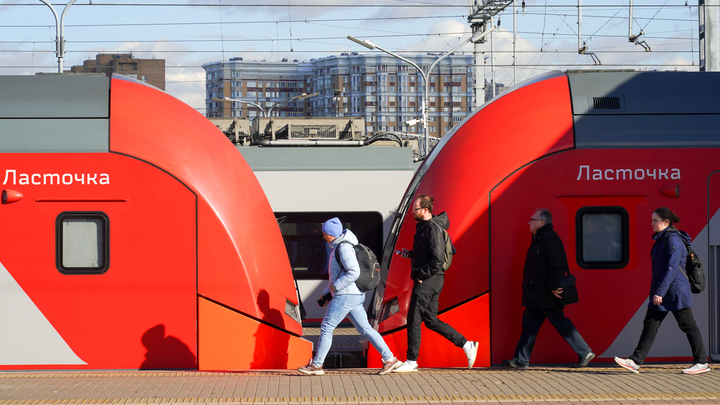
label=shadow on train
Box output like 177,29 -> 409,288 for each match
140,324 -> 196,369
251,290 -> 290,369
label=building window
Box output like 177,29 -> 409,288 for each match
576,207 -> 629,269
56,212 -> 109,275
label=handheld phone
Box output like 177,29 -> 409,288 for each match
395,250 -> 402,255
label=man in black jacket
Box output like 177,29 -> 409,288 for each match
503,208 -> 595,369
394,195 -> 479,372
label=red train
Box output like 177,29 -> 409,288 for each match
369,70 -> 720,367
0,74 -> 311,370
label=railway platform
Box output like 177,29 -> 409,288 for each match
0,364 -> 717,405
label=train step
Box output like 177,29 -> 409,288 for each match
302,326 -> 367,368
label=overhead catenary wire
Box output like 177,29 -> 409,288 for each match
0,11 -> 697,30
0,1 -> 703,113
1,2 -> 710,7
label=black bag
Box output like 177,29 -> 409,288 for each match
559,269 -> 579,305
665,234 -> 706,294
335,241 -> 381,292
679,239 -> 706,294
430,222 -> 456,271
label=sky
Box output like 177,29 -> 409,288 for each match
0,1 -> 704,113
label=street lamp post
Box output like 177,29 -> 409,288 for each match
39,0 -> 78,73
267,92 -> 319,116
212,97 -> 267,117
348,28 -> 495,158
214,92 -> 319,118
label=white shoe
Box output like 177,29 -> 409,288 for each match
393,361 -> 418,373
464,341 -> 479,369
682,363 -> 710,374
614,357 -> 640,373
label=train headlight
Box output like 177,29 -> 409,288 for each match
285,299 -> 302,324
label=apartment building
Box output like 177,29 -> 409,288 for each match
203,53 -> 492,138
70,54 -> 166,90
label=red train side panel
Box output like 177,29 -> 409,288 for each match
0,154 -> 197,369
491,149 -> 710,364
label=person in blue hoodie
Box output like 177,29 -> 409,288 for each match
297,217 -> 402,376
615,207 -> 709,374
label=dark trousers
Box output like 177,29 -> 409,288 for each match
630,307 -> 707,365
514,306 -> 591,365
406,274 -> 467,361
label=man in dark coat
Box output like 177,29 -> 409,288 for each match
503,208 -> 595,369
393,194 -> 479,372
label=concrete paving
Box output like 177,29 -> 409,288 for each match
0,364 -> 717,404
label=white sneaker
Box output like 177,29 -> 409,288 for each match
393,361 -> 419,373
378,357 -> 402,375
614,357 -> 640,373
464,341 -> 479,369
682,363 -> 710,374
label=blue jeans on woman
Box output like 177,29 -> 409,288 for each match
312,293 -> 393,367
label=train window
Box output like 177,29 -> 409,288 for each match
576,207 -> 629,269
56,212 -> 109,275
276,212 -> 383,280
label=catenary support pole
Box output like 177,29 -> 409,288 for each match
699,0 -> 720,71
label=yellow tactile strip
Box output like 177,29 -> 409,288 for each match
1,391 -> 720,404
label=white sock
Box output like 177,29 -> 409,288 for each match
405,360 -> 418,367
463,341 -> 474,352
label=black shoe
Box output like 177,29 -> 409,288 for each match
574,351 -> 596,368
502,358 -> 529,369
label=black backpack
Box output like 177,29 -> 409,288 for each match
335,241 -> 381,292
430,221 -> 456,271
678,238 -> 706,294
666,234 -> 706,294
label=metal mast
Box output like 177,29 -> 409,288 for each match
468,0 -> 512,105
699,0 -> 720,71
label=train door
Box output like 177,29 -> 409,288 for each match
707,172 -> 720,361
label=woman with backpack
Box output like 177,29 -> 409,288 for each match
614,207 -> 709,374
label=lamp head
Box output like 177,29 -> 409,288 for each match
347,35 -> 375,50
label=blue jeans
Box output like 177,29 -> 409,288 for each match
313,294 -> 393,367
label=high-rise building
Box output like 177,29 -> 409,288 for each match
203,53 -> 492,138
70,54 -> 165,90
